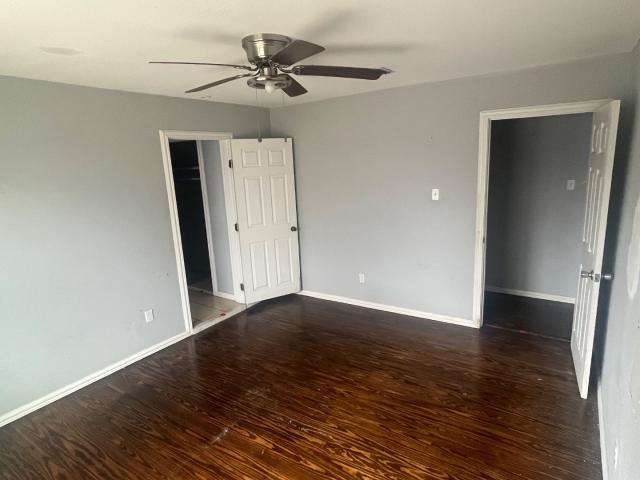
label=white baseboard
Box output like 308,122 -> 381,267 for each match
212,290 -> 237,301
0,331 -> 190,428
485,286 -> 575,304
597,379 -> 609,480
188,286 -> 214,295
299,290 -> 476,328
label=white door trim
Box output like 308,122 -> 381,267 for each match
220,139 -> 246,304
159,130 -> 241,333
472,99 -> 612,327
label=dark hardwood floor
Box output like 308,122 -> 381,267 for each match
483,291 -> 574,340
0,295 -> 600,479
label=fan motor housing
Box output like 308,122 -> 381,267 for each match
247,74 -> 292,91
242,33 -> 291,64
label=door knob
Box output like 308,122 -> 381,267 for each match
291,226 -> 297,232
580,270 -> 613,282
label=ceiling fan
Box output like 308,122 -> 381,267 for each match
150,33 -> 392,97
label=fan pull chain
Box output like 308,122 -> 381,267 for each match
255,87 -> 262,142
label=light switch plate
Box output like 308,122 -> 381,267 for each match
144,309 -> 154,323
432,188 -> 440,201
566,180 -> 576,191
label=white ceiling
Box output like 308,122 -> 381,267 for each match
2,0 -> 640,108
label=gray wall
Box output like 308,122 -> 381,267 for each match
2,51 -> 639,473
201,140 -> 234,295
271,53 -> 633,320
0,75 -> 269,418
486,115 -> 592,298
600,42 -> 640,480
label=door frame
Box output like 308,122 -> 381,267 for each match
159,130 -> 245,334
472,99 -> 613,327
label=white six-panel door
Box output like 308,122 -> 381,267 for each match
572,100 -> 620,398
231,138 -> 301,303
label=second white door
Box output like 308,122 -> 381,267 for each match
572,100 -> 620,398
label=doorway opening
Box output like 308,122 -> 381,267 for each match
473,100 -> 620,398
163,133 -> 246,334
482,113 -> 592,341
160,133 -> 302,336
170,140 -> 213,292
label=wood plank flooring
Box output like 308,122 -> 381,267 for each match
0,295 -> 600,479
484,292 -> 574,340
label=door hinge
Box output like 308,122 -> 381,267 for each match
228,159 -> 233,168
234,223 -> 239,232
240,283 -> 244,291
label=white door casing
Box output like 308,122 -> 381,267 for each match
571,100 -> 620,399
231,138 -> 301,303
219,139 -> 246,303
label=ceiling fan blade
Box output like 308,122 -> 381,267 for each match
292,65 -> 392,80
270,39 -> 325,66
185,73 -> 255,93
325,43 -> 410,54
150,61 -> 255,71
282,75 -> 307,97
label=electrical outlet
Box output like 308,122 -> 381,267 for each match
358,273 -> 365,284
432,188 -> 440,201
566,179 -> 576,191
144,309 -> 154,324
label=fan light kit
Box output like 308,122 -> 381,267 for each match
150,33 -> 393,97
